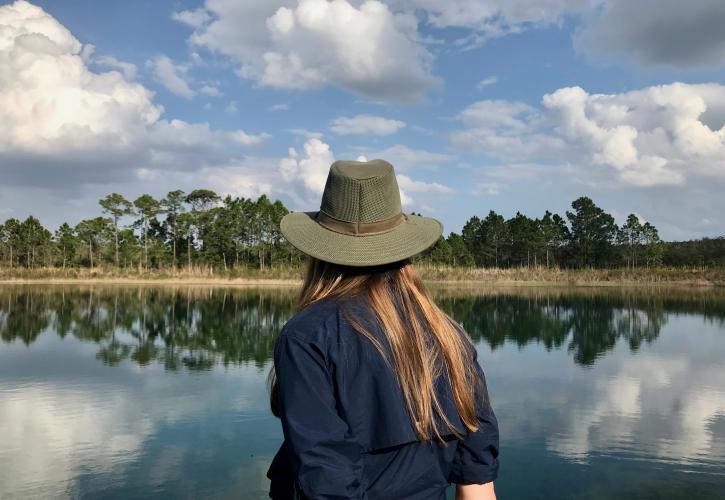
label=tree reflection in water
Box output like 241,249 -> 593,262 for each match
434,286 -> 725,366
0,286 -> 297,370
1,285 -> 724,369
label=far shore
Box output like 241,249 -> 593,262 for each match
1,267 -> 723,288
0,277 -> 302,286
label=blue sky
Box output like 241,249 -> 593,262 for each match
1,0 -> 725,240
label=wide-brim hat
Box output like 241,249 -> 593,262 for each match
280,159 -> 442,267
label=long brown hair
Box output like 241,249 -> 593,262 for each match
270,257 -> 482,442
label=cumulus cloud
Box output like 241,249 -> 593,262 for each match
147,55 -> 195,98
330,114 -> 405,135
173,0 -> 725,77
574,0 -> 725,69
94,54 -> 137,80
0,2 -> 159,156
279,139 -> 336,201
0,0 -> 268,193
229,130 -> 271,146
199,83 -> 221,96
170,7 -> 212,28
457,99 -> 537,130
452,82 -> 725,188
396,174 -> 454,194
174,0 -> 438,102
278,138 -> 454,208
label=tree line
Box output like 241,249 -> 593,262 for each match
425,196 -> 725,268
0,190 -> 294,271
0,191 -> 723,270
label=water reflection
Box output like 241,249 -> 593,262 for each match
437,287 -> 725,365
0,287 -> 297,370
2,286 -> 724,370
0,358 -> 276,499
1,285 -> 724,499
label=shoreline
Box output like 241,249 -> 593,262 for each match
2,265 -> 723,288
0,277 -> 719,288
0,277 -> 302,286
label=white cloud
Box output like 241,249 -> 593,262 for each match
199,84 -> 221,96
174,0 -> 438,102
147,55 -> 194,98
171,0 -> 725,89
457,99 -> 537,130
189,159 -> 275,200
0,1 -> 160,155
330,114 -> 405,135
477,75 -> 497,88
452,83 -> 725,188
94,55 -> 137,80
0,0 -> 268,194
0,0 -> 81,53
398,190 -> 414,207
171,7 -> 212,28
279,138 -> 336,201
269,103 -> 289,111
228,130 -> 271,146
396,174 -> 454,194
278,138 -> 454,208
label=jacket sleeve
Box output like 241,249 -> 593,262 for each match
449,346 -> 500,485
274,331 -> 368,499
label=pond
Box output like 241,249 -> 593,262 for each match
1,285 -> 724,499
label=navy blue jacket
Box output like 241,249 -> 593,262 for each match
267,296 -> 499,499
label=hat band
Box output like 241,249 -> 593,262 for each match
317,210 -> 405,236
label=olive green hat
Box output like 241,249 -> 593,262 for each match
280,159 -> 442,267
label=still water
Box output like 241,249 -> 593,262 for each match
1,285 -> 725,499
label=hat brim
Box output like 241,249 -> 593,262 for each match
280,212 -> 443,267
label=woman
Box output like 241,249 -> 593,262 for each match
267,159 -> 499,500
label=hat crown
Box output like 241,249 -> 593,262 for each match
320,159 -> 402,223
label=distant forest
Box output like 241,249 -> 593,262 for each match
0,190 -> 723,270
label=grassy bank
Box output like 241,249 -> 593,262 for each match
414,264 -> 724,286
1,265 -> 723,287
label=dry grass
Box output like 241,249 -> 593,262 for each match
414,264 -> 724,286
0,265 -> 303,286
1,264 -> 723,287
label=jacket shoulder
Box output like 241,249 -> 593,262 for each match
279,297 -> 343,343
